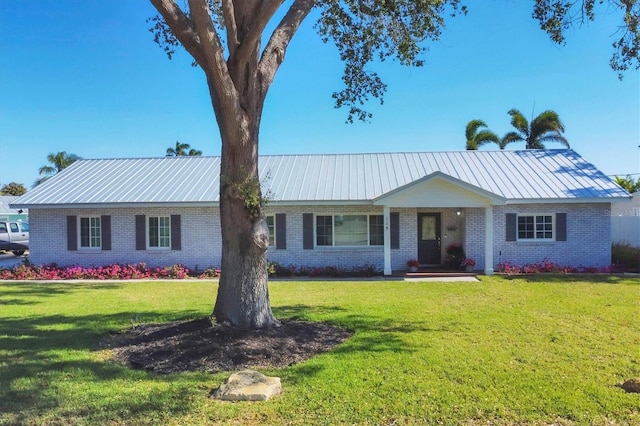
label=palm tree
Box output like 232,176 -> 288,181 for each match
166,141 -> 203,156
34,151 -> 81,186
465,119 -> 501,150
501,109 -> 569,149
0,182 -> 27,195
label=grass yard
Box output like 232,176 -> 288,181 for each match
0,275 -> 639,425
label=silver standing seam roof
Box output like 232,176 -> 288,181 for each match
12,150 -> 629,208
0,196 -> 25,214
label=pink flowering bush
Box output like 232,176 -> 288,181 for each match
197,267 -> 221,279
496,258 -> 621,275
267,261 -> 382,278
0,262 -> 194,280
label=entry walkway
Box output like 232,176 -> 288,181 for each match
392,267 -> 480,282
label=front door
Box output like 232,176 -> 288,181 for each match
417,213 -> 441,265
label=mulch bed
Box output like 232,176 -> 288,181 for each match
100,317 -> 352,374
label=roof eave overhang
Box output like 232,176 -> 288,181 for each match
11,201 -> 220,209
267,200 -> 372,207
13,200 -> 375,209
505,197 -> 630,205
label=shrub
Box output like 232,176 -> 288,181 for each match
351,263 -> 382,277
612,242 -> 640,272
265,263 -> 382,278
496,258 -> 620,275
198,267 -> 221,279
0,263 -> 193,281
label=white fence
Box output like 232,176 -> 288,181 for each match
611,216 -> 640,246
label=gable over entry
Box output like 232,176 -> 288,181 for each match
374,172 -> 505,275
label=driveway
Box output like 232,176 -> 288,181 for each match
0,252 -> 27,269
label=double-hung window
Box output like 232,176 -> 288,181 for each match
517,214 -> 553,240
148,216 -> 171,248
316,214 -> 384,246
79,216 -> 101,249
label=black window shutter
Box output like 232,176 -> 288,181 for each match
67,215 -> 77,251
275,213 -> 286,249
101,215 -> 111,251
171,215 -> 181,250
390,212 -> 400,249
135,215 -> 146,250
506,213 -> 517,241
303,213 -> 314,249
556,213 -> 567,241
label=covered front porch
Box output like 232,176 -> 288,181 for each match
374,172 -> 505,276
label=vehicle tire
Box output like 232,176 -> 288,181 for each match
12,250 -> 25,256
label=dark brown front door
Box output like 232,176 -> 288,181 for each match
418,213 -> 441,265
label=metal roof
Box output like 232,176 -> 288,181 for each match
12,150 -> 629,208
0,196 -> 25,214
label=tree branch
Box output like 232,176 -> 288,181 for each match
149,0 -> 206,66
258,0 -> 315,98
222,0 -> 239,57
231,1 -> 283,70
186,0 -> 242,118
188,0 -> 226,71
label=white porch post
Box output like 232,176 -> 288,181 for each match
484,205 -> 494,275
383,206 -> 392,275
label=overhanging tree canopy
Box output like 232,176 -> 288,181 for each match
149,0 -> 639,329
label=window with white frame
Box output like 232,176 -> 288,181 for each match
79,216 -> 101,249
517,214 -> 554,240
148,216 -> 171,248
316,214 -> 384,246
266,215 -> 275,246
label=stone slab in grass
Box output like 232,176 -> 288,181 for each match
212,370 -> 282,401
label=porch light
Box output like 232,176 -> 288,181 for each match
456,210 -> 462,216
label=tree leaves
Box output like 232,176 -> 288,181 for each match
315,0 -> 465,122
532,0 -> 639,78
465,119 -> 500,150
0,182 -> 27,196
503,109 -> 569,149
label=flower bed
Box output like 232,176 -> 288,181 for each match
268,262 -> 382,278
496,258 -> 624,275
0,261 -> 384,280
0,263 -> 211,280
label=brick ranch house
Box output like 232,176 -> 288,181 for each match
12,150 -> 629,275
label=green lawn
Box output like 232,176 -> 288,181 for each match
1,275 -> 639,425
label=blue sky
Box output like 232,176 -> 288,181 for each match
1,1 -> 638,188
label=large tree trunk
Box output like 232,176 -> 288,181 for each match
212,96 -> 278,329
150,0 -> 314,329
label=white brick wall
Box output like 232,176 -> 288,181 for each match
492,203 -> 611,267
30,207 -> 222,270
264,205 -> 386,269
464,208 -> 485,268
28,202 -> 612,271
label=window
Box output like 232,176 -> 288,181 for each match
266,215 -> 275,246
19,222 -> 29,232
79,216 -> 101,249
148,216 -> 171,248
316,215 -> 333,246
369,215 -> 384,246
517,214 -> 553,240
9,223 -> 19,233
316,214 -> 384,246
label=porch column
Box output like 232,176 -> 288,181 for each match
383,206 -> 392,275
484,205 -> 494,275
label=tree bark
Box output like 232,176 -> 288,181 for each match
151,0 -> 313,329
213,129 -> 278,329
